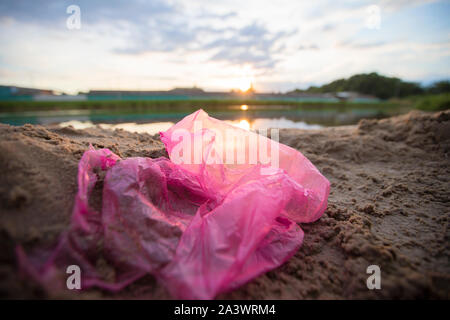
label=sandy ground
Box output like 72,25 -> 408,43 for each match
0,110 -> 449,299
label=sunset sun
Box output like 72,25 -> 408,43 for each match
238,78 -> 252,92
236,64 -> 255,93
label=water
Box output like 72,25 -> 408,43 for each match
0,105 -> 386,134
57,118 -> 322,135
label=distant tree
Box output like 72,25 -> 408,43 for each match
288,88 -> 304,94
290,72 -> 424,99
427,80 -> 450,94
305,86 -> 321,93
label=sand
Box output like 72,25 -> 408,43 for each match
0,110 -> 449,299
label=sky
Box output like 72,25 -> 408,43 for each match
0,0 -> 449,94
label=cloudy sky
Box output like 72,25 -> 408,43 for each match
0,0 -> 449,93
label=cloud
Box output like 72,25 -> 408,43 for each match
321,24 -> 335,32
298,43 -> 319,50
112,12 -> 292,68
0,0 -> 176,24
204,23 -> 292,68
0,0 -> 293,69
380,0 -> 439,12
336,40 -> 387,49
0,0 -> 448,92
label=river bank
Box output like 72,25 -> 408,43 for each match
0,110 -> 448,299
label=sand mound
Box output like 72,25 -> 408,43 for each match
0,110 -> 449,299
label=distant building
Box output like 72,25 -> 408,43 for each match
0,85 -> 89,101
88,87 -> 205,97
335,91 -> 379,102
0,85 -> 378,103
168,87 -> 205,95
0,85 -> 54,98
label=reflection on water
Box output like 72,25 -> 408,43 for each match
99,122 -> 175,134
231,119 -> 251,131
59,117 -> 321,134
59,120 -> 175,135
0,104 -> 388,132
225,118 -> 322,131
51,104 -> 328,134
252,118 -> 322,130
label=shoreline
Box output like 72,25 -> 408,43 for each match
0,110 -> 449,299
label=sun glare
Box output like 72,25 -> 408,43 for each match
240,104 -> 248,111
239,79 -> 252,92
237,119 -> 250,131
237,64 -> 254,93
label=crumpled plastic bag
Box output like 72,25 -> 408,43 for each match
17,109 -> 330,299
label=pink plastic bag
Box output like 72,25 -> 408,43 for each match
17,109 -> 330,299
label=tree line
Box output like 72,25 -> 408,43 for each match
289,72 -> 450,100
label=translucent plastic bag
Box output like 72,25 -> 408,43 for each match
18,109 -> 329,299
